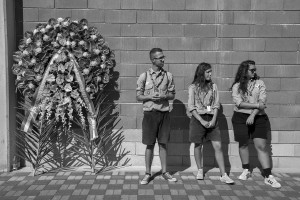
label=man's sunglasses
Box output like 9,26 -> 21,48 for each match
153,56 -> 166,60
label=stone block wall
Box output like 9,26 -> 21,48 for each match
19,0 -> 300,170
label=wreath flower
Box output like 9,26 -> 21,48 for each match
12,17 -> 115,133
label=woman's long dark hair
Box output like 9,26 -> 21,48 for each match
192,62 -> 213,93
231,60 -> 257,95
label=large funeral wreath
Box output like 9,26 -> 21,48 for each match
12,17 -> 115,139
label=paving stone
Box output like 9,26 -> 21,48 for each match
0,171 -> 299,199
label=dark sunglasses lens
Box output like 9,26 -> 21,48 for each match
155,56 -> 165,59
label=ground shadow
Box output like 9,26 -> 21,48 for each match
100,69 -> 130,171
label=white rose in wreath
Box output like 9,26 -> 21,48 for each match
90,61 -> 98,66
64,83 -> 72,92
43,35 -> 49,41
26,38 -> 32,44
31,58 -> 36,64
71,41 -> 76,48
93,49 -> 100,55
23,50 -> 29,55
79,40 -> 85,46
45,24 -> 51,29
40,28 -> 46,33
34,47 -> 42,54
83,68 -> 90,75
57,18 -> 64,23
33,29 -> 38,35
100,63 -> 106,69
36,41 -> 42,47
83,52 -> 89,57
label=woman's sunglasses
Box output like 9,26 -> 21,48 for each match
248,69 -> 256,73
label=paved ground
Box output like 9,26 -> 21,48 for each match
0,170 -> 300,200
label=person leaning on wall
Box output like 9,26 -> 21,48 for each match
230,60 -> 281,189
136,48 -> 177,185
187,62 -> 234,184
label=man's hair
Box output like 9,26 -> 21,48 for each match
149,48 -> 163,59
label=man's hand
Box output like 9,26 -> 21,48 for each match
150,93 -> 166,102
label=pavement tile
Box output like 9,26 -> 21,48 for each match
82,175 -> 96,180
56,189 -> 74,195
67,196 -> 86,200
3,181 -> 20,186
153,189 -> 171,195
137,195 -> 158,200
88,190 -> 106,195
107,185 -> 123,190
76,184 -> 92,189
9,185 -> 30,191
39,189 -> 57,196
217,190 -> 236,196
53,176 -> 69,180
0,171 -> 299,199
103,195 -> 121,200
43,185 -> 62,190
51,195 -> 70,200
120,195 -> 138,200
122,189 -> 138,195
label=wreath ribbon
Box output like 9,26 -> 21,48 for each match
21,53 -> 59,133
21,49 -> 98,140
69,52 -> 98,140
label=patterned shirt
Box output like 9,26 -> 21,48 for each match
188,83 -> 220,115
232,79 -> 267,115
136,68 -> 175,112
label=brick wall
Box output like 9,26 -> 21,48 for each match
20,0 -> 300,169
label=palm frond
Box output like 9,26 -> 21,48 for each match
15,102 -> 60,175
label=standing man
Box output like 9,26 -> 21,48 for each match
136,48 -> 177,185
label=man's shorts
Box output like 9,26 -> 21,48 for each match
189,114 -> 221,144
142,111 -> 170,145
232,111 -> 269,145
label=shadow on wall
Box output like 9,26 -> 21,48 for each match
168,102 -> 234,175
169,99 -> 191,171
14,0 -> 25,170
53,63 -> 130,172
15,0 -> 24,43
16,56 -> 130,174
101,68 -> 131,171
